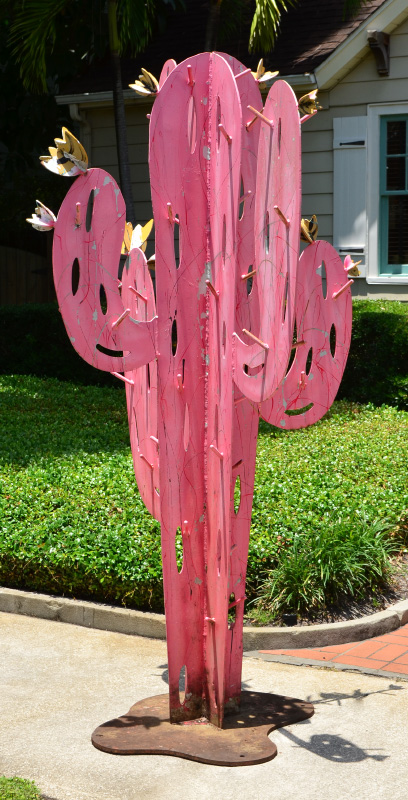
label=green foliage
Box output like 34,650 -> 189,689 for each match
2,300 -> 407,407
246,401 -> 408,610
338,299 -> 408,410
0,776 -> 41,800
0,305 -> 118,387
249,0 -> 296,52
252,518 -> 401,622
0,17 -> 72,254
1,376 -> 407,619
2,0 -> 185,94
0,375 -> 162,610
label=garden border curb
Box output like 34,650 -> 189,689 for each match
1,586 -> 408,650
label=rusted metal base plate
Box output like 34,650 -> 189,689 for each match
91,691 -> 314,766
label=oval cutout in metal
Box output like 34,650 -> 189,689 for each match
187,96 -> 197,154
217,529 -> 222,576
174,219 -> 181,268
86,189 -> 95,232
175,527 -> 183,573
306,347 -> 313,375
330,323 -> 336,357
71,257 -> 80,296
99,284 -> 108,315
321,260 -> 327,299
234,475 -> 241,514
171,318 -> 178,356
265,211 -> 270,254
239,176 -> 245,220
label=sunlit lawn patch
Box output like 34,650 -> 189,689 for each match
1,375 -> 407,617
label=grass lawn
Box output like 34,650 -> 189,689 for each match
0,776 -> 41,800
1,374 -> 407,621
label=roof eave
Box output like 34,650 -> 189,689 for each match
315,0 -> 408,90
56,72 -> 317,108
56,88 -> 152,108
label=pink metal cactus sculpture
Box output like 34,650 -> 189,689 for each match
30,52 -> 354,764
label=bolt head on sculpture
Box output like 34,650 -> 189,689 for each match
29,52 -> 353,763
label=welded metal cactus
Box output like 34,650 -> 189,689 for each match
31,53 -> 353,731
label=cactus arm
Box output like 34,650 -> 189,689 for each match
232,81 -> 301,403
121,247 -> 160,522
260,241 -> 353,429
52,168 -> 157,373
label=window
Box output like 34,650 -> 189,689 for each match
367,102 -> 408,284
379,116 -> 408,276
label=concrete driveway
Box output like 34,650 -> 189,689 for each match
1,611 -> 407,800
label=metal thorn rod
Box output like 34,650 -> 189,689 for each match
129,286 -> 148,303
239,189 -> 252,203
234,68 -> 251,79
274,205 -> 290,226
112,308 -> 130,328
205,280 -> 219,299
218,124 -> 232,144
209,444 -> 224,460
247,105 -> 274,129
140,454 -> 154,470
332,279 -> 354,300
187,65 -> 195,86
167,202 -> 174,223
300,113 -> 315,124
228,595 -> 247,611
242,328 -> 269,351
241,269 -> 257,281
111,372 -> 134,386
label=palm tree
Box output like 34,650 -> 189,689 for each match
3,0 -> 367,223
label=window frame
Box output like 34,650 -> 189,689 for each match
367,102 -> 408,284
379,114 -> 408,276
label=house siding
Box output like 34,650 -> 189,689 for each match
301,15 -> 408,298
85,104 -> 153,238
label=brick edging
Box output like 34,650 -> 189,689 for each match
1,586 -> 408,650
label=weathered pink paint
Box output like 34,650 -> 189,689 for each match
52,168 -> 157,373
44,52 -> 353,730
260,241 -> 353,429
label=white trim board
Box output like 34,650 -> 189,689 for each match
315,0 -> 408,90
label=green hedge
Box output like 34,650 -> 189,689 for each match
1,299 -> 407,406
338,299 -> 408,410
0,303 -> 117,387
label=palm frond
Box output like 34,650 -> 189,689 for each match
6,0 -> 69,93
343,0 -> 369,18
249,0 -> 297,53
